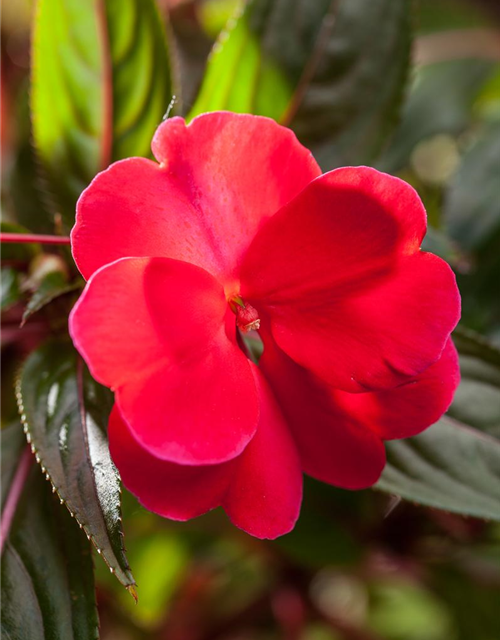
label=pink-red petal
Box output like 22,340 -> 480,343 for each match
109,405 -> 234,520
69,257 -> 258,465
241,168 -> 460,391
260,338 -> 386,489
333,337 -> 460,440
108,368 -> 302,539
260,336 -> 460,489
223,367 -> 302,539
72,112 -> 321,283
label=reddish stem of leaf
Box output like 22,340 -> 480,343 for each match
0,445 -> 33,554
96,0 -> 113,171
0,233 -> 71,245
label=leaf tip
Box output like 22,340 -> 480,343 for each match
127,584 -> 138,604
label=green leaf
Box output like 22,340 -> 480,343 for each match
452,325 -> 500,370
1,268 -> 21,312
444,121 -> 500,253
189,0 -> 411,170
450,328 -> 500,437
21,272 -> 83,327
17,339 -> 135,591
420,225 -> 463,267
31,0 -> 174,229
378,415 -> 500,521
1,424 -> 26,510
443,122 -> 500,332
378,59 -> 496,173
377,328 -> 500,521
1,451 -> 99,640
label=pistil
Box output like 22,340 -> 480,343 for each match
228,295 -> 261,332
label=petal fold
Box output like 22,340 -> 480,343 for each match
242,168 -> 460,391
70,257 -> 258,465
260,336 -> 460,489
333,338 -> 460,440
260,338 -> 386,489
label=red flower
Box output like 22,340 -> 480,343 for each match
69,112 -> 460,539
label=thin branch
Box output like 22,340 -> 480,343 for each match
0,445 -> 33,554
0,233 -> 71,245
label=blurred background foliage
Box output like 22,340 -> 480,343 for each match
1,0 -> 500,638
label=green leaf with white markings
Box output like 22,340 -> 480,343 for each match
1,268 -> 21,312
189,0 -> 411,170
377,328 -> 500,521
31,0 -> 174,229
17,339 -> 135,592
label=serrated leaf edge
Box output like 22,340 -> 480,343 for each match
15,372 -> 136,594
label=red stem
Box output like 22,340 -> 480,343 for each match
0,445 -> 33,554
96,0 -> 113,170
0,233 -> 71,245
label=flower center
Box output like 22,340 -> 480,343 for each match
228,295 -> 261,333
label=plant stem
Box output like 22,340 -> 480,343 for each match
0,233 -> 71,245
0,445 -> 33,554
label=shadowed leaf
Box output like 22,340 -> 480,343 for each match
1,453 -> 99,640
17,339 -> 135,590
378,329 -> 500,521
189,0 -> 411,170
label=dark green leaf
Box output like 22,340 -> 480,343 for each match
445,122 -> 500,332
417,0 -> 491,34
189,0 -> 411,170
377,415 -> 500,521
420,225 -> 464,267
1,457 -> 99,640
378,59 -> 495,173
17,339 -> 135,591
1,423 -> 26,510
377,329 -> 500,520
444,121 -> 500,253
8,138 -> 55,235
31,0 -> 174,229
450,328 -> 500,437
21,272 -> 82,327
452,325 -> 500,369
1,268 -> 21,312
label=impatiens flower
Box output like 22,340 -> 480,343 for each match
69,112 -> 461,539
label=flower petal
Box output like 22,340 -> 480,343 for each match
332,337 -> 460,440
70,257 -> 258,464
72,112 -> 321,283
241,168 -> 460,391
109,368 -> 303,539
109,405 -> 235,520
223,367 -> 303,539
260,337 -> 386,489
